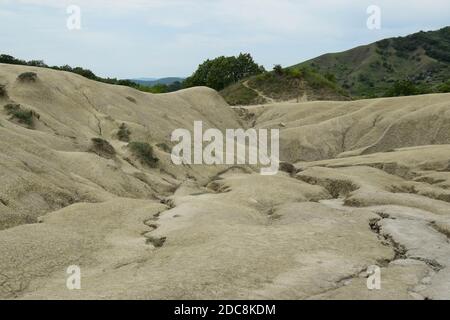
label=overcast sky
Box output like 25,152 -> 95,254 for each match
1,0 -> 449,79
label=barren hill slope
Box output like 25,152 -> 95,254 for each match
1,64 -> 450,300
0,63 -> 242,230
248,93 -> 450,162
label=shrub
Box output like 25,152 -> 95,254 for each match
273,64 -> 284,76
0,85 -> 7,99
384,80 -> 421,97
438,80 -> 450,93
184,53 -> 265,91
117,123 -> 131,142
4,103 -> 39,127
126,96 -> 137,103
287,68 -> 302,78
17,72 -> 38,82
128,142 -> 159,168
324,73 -> 337,83
89,138 -> 116,159
376,39 -> 390,49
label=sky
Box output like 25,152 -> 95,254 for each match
0,0 -> 449,79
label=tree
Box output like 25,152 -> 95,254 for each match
385,80 -> 419,97
184,53 -> 265,91
273,64 -> 284,76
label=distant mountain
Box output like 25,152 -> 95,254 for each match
133,77 -> 157,81
294,26 -> 450,98
130,77 -> 185,87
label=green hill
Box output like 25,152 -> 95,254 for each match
220,66 -> 350,106
294,26 -> 450,98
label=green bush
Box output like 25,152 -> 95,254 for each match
273,64 -> 284,76
287,68 -> 302,78
89,138 -> 116,159
438,80 -> 450,93
324,73 -> 337,83
184,53 -> 265,91
4,103 -> 39,127
128,142 -> 159,168
117,123 -> 131,142
384,80 -> 431,97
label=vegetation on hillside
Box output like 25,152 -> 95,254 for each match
220,82 -> 267,105
221,65 -> 350,105
184,53 -> 265,91
3,103 -> 39,128
89,138 -> 116,159
117,123 -> 131,142
128,142 -> 159,168
2,27 -> 449,101
296,26 -> 450,98
0,85 -> 7,99
0,54 -> 172,94
17,72 -> 38,82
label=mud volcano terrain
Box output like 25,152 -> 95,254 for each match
1,63 -> 450,300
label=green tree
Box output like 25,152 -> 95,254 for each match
385,80 -> 420,97
273,64 -> 284,76
184,53 -> 264,91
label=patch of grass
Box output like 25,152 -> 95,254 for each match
220,82 -> 266,106
128,142 -> 159,168
17,72 -> 38,82
4,103 -> 39,127
117,123 -> 131,142
145,236 -> 166,247
89,138 -> 116,159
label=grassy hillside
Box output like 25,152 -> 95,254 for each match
221,67 -> 350,106
295,26 -> 450,98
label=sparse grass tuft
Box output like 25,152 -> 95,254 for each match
117,123 -> 131,142
89,138 -> 116,159
17,72 -> 38,82
145,236 -> 166,247
3,103 -> 39,127
128,142 -> 159,168
126,96 -> 137,103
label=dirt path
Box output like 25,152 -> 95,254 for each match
242,80 -> 276,104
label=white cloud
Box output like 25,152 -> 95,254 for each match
1,0 -> 449,78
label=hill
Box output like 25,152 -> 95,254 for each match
295,26 -> 450,98
130,77 -> 185,87
1,63 -> 450,300
220,66 -> 350,106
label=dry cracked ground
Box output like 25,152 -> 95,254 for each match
1,63 -> 450,300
